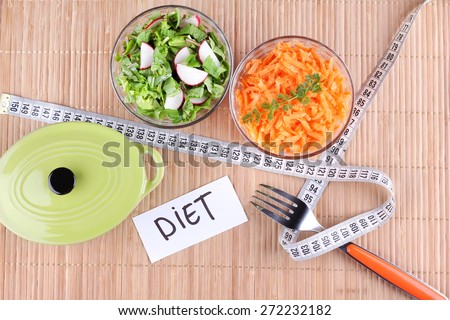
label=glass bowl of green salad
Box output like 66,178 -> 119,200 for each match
111,6 -> 233,128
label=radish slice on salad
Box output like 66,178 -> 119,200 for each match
198,40 -> 221,67
179,15 -> 200,28
190,96 -> 208,105
145,17 -> 163,29
164,89 -> 184,110
140,43 -> 154,70
174,47 -> 191,65
176,64 -> 208,86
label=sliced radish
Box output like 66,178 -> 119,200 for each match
145,17 -> 163,29
174,47 -> 191,65
179,15 -> 200,28
140,43 -> 154,70
198,40 -> 221,67
176,64 -> 208,86
190,96 -> 208,105
164,89 -> 184,110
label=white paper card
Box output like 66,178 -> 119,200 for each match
133,176 -> 248,262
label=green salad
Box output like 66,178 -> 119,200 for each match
115,9 -> 230,124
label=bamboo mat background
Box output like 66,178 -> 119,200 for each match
0,0 -> 449,300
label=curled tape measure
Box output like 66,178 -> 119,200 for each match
0,1 -> 429,261
281,0 -> 430,260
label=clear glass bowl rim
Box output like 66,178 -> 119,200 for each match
228,35 -> 355,160
110,5 -> 234,129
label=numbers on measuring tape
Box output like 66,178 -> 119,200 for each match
135,128 -> 145,142
391,42 -> 400,52
295,162 -> 305,174
177,136 -> 187,151
31,105 -> 41,118
306,166 -> 316,176
321,235 -> 332,248
338,168 -> 348,179
156,132 -> 168,147
300,244 -> 312,256
188,138 -> 200,152
368,79 -> 379,89
253,153 -> 262,166
124,124 -> 136,139
308,184 -> 319,194
358,218 -> 369,230
353,107 -> 361,117
317,166 -> 327,178
385,52 -> 396,62
310,239 -> 322,253
199,141 -> 209,154
73,112 -> 84,122
284,232 -> 293,241
51,109 -> 62,122
359,169 -> 370,180
303,193 -> 314,204
376,210 -> 388,221
220,146 -> 230,159
105,119 -> 114,128
396,33 -> 405,42
330,230 -> 341,244
63,111 -> 73,122
95,117 -> 105,126
284,160 -> 295,172
146,129 -> 156,143
167,133 -> 178,148
340,227 -> 351,239
20,102 -> 30,115
242,151 -> 252,163
263,155 -> 273,168
327,168 -> 337,178
290,247 -> 300,258
274,158 -> 283,170
349,222 -> 360,235
336,137 -> 346,147
362,88 -> 373,98
385,202 -> 394,213
208,141 -> 220,156
380,61 -> 390,71
327,145 -> 342,156
115,122 -> 125,134
42,106 -> 51,119
368,214 -> 378,226
9,100 -> 20,114
349,169 -> 358,179
401,23 -> 410,32
231,148 -> 241,161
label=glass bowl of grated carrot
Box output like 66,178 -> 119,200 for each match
229,36 -> 354,159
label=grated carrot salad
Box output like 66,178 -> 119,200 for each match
235,41 -> 351,155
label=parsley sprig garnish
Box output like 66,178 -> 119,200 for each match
242,73 -> 322,124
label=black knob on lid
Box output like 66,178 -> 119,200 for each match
48,167 -> 76,195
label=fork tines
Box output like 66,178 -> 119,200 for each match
251,184 -> 310,230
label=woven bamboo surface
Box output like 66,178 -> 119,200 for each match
0,0 -> 449,300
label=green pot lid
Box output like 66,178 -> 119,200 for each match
0,122 -> 164,245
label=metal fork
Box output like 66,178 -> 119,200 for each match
252,184 -> 447,300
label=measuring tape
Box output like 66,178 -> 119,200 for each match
0,94 -> 394,259
280,0 -> 431,259
0,0 -> 428,260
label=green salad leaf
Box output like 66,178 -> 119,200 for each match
115,9 -> 229,124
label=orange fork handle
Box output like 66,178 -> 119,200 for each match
341,242 -> 448,300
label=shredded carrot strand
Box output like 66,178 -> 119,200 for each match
236,41 -> 351,155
